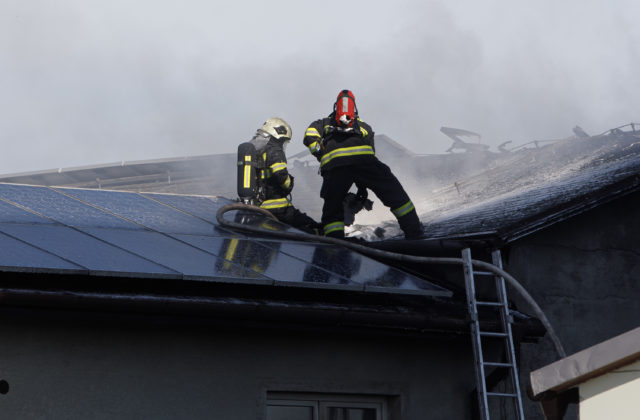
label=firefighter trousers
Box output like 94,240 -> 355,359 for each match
320,160 -> 423,239
267,205 -> 321,235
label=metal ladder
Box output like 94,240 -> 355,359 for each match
461,248 -> 525,420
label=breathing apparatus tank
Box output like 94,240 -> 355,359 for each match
236,141 -> 262,205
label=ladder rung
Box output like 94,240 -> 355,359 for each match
479,331 -> 508,338
473,271 -> 494,276
476,301 -> 503,307
487,392 -> 518,398
483,362 -> 513,368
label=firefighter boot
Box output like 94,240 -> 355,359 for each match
323,221 -> 345,239
398,210 -> 424,240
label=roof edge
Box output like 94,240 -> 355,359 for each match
0,286 -> 469,338
530,326 -> 640,397
502,172 -> 640,244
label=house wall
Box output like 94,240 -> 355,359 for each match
504,190 -> 640,419
0,314 -> 477,420
579,359 -> 640,420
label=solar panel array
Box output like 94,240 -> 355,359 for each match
0,183 -> 450,297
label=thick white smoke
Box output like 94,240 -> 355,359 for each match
0,0 -> 638,175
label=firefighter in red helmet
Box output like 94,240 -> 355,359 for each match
303,90 -> 424,240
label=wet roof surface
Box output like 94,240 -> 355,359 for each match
375,127 -> 640,243
0,183 -> 450,297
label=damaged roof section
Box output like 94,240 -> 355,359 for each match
409,124 -> 640,243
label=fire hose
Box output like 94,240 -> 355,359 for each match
216,203 -> 566,358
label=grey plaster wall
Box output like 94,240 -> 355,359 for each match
0,317 -> 477,420
504,191 -> 640,419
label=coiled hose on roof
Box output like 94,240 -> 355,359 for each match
216,203 -> 566,358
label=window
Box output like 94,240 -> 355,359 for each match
267,393 -> 387,420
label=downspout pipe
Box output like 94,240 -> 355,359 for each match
216,203 -> 566,358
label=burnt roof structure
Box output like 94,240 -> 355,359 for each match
368,124 -> 640,245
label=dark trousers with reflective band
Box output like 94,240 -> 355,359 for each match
320,160 -> 423,239
267,205 -> 321,235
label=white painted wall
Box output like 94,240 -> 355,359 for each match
580,359 -> 640,420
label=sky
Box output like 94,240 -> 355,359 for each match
1,0 -> 639,174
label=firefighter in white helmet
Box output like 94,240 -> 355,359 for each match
244,117 -> 320,234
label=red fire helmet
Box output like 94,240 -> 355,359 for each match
334,89 -> 357,127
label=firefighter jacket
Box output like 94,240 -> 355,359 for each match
259,139 -> 294,211
303,114 -> 376,173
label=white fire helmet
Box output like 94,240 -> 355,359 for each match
260,117 -> 292,143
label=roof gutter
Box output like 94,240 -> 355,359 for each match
0,287 -> 479,339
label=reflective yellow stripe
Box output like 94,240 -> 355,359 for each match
260,198 -> 292,209
282,175 -> 291,189
360,127 -> 368,137
305,127 -> 321,137
243,155 -> 252,188
224,238 -> 239,261
320,145 -> 375,167
259,221 -> 280,231
392,201 -> 415,218
270,162 -> 287,173
323,221 -> 344,235
307,141 -> 321,153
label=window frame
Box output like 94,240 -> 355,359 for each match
267,398 -> 319,419
320,400 -> 383,420
266,392 -> 388,420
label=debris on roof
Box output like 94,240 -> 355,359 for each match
366,124 -> 640,243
